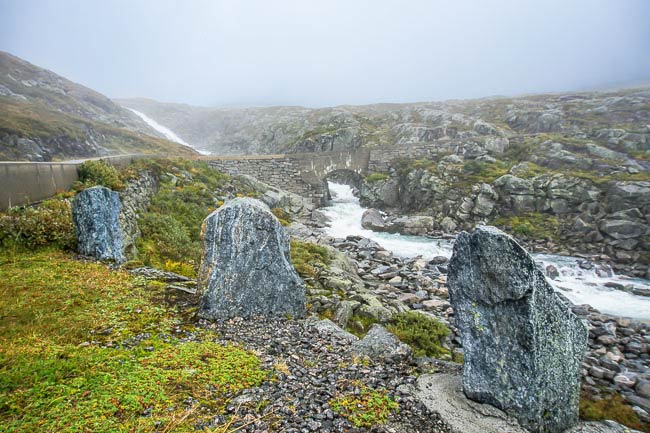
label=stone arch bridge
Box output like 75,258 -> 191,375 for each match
203,142 -> 448,205
204,149 -> 368,206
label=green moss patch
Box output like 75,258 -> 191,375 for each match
366,172 -> 390,183
386,312 -> 451,358
330,385 -> 398,428
290,239 -> 330,279
492,212 -> 561,241
580,393 -> 649,431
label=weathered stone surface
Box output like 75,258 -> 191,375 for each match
599,219 -> 648,239
72,186 -> 125,263
311,319 -> 358,342
197,198 -> 306,320
448,225 -> 588,433
413,373 -> 528,433
351,324 -> 412,363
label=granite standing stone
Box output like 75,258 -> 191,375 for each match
197,197 -> 306,319
448,225 -> 588,433
72,186 -> 125,263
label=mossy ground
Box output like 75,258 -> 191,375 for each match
492,212 -> 561,241
329,383 -> 398,428
0,249 -> 268,432
386,312 -> 451,359
579,393 -> 649,431
289,239 -> 330,280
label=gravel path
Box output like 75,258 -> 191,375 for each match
194,317 -> 453,433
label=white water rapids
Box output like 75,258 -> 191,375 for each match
321,182 -> 650,320
127,108 -> 212,155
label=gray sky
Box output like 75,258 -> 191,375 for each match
1,0 -> 649,107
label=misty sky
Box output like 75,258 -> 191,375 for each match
1,0 -> 649,107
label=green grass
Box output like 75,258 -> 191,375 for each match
459,159 -> 512,185
330,385 -> 398,428
386,312 -> 451,358
0,249 -> 268,432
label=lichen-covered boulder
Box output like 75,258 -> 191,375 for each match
72,186 -> 125,263
448,225 -> 588,433
197,197 -> 306,319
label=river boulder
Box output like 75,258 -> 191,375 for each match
197,197 -> 306,320
448,225 -> 588,433
72,186 -> 125,263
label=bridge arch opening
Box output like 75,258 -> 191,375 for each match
323,169 -> 364,203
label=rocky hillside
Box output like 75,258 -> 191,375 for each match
116,88 -> 650,159
0,52 -> 197,161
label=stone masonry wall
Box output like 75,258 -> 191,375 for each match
205,149 -> 371,206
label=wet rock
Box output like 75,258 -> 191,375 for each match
440,216 -> 458,233
546,264 -> 560,280
448,226 -> 588,432
392,215 -> 435,235
311,319 -> 358,342
72,186 -> 125,263
197,198 -> 306,320
351,324 -> 412,363
361,208 -> 386,231
599,219 -> 648,240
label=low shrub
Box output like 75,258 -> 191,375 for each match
77,160 -> 124,191
330,385 -> 398,428
290,240 -> 330,279
0,198 -> 75,250
386,312 -> 451,358
135,160 -> 230,273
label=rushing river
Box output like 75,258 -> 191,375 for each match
320,182 -> 650,320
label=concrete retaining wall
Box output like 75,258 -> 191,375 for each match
0,154 -> 157,210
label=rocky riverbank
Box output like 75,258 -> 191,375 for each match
288,214 -> 650,426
